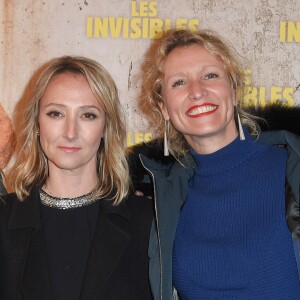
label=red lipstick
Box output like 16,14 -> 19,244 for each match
186,103 -> 218,118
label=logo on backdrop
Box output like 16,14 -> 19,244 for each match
86,1 -> 200,39
243,70 -> 295,107
279,21 -> 300,43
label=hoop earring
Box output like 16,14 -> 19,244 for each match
164,120 -> 170,156
236,109 -> 245,140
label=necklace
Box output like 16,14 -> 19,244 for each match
40,187 -> 98,209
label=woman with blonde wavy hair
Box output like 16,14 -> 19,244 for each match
134,28 -> 300,299
0,56 -> 153,300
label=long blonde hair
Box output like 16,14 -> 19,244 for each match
8,56 -> 129,204
140,28 -> 260,158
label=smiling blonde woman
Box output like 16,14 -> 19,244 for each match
137,28 -> 300,299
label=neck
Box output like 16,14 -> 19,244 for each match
43,165 -> 99,198
186,129 -> 239,155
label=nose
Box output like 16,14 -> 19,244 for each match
63,116 -> 78,141
188,80 -> 207,100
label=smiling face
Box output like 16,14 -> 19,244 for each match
38,72 -> 105,176
160,44 -> 238,154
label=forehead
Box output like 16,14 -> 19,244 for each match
163,44 -> 225,74
40,72 -> 100,106
46,71 -> 87,88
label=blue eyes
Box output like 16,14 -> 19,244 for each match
172,79 -> 186,88
205,73 -> 218,79
171,73 -> 218,88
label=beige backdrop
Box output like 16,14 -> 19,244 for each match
1,0 -> 299,148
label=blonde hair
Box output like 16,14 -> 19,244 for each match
8,56 -> 129,204
140,28 -> 260,158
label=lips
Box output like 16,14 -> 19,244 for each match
186,104 -> 218,118
58,146 -> 81,153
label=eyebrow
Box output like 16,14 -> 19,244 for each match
44,103 -> 102,111
164,65 -> 225,81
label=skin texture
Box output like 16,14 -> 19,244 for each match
38,72 -> 105,197
0,104 -> 14,169
160,45 -> 239,154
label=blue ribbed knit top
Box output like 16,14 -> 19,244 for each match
172,131 -> 300,299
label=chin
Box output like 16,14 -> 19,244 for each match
196,125 -> 223,136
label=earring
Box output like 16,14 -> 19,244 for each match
37,130 -> 40,136
164,120 -> 169,156
236,109 -> 245,141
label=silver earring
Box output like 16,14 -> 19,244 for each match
237,110 -> 245,140
164,120 -> 169,156
37,130 -> 40,136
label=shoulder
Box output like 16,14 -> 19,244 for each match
258,136 -> 288,154
0,192 -> 18,213
0,194 -> 18,239
0,190 -> 41,232
120,194 -> 154,238
0,193 -> 25,229
102,193 -> 154,231
122,194 -> 154,221
253,134 -> 288,169
0,192 -> 31,210
258,130 -> 300,162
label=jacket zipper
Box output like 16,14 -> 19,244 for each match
139,155 -> 163,300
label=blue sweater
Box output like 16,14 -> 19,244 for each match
172,132 -> 300,299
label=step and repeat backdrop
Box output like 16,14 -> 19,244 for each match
0,0 -> 299,167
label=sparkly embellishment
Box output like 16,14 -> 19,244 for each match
40,188 -> 98,209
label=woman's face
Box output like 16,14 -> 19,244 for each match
38,72 -> 105,175
160,44 -> 238,154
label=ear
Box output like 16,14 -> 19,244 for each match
158,101 -> 170,121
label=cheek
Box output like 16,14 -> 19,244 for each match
39,132 -> 52,150
38,117 -> 53,137
90,135 -> 103,148
223,103 -> 236,125
165,99 -> 183,122
218,89 -> 236,112
38,122 -> 60,153
226,105 -> 235,119
38,135 -> 51,160
163,90 -> 184,118
86,126 -> 105,147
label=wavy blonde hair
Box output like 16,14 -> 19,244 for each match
8,56 -> 129,204
140,28 -> 260,158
